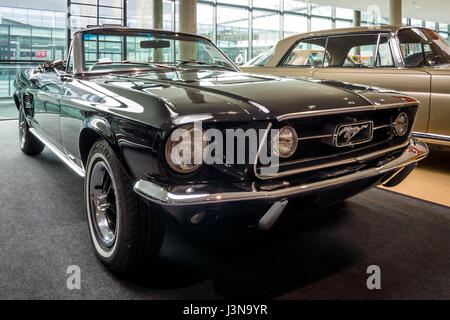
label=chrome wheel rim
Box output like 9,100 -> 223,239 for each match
89,161 -> 118,248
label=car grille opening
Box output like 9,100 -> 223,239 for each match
256,105 -> 418,179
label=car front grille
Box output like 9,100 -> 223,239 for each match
255,105 -> 418,179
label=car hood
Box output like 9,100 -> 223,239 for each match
90,69 -> 413,125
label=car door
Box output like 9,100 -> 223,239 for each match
312,33 -> 431,133
29,71 -> 64,148
58,79 -> 93,169
427,68 -> 450,137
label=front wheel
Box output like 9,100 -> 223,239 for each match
85,140 -> 165,274
19,110 -> 44,155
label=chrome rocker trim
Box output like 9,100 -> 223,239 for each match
29,128 -> 86,178
134,138 -> 428,206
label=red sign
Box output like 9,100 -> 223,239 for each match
35,50 -> 47,58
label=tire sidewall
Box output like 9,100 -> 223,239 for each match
19,111 -> 27,151
85,147 -> 122,262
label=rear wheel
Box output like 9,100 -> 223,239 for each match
85,140 -> 165,274
19,110 -> 44,156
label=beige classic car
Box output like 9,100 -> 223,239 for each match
241,26 -> 450,145
244,49 -> 359,68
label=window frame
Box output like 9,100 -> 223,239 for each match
278,32 -> 398,69
375,34 -> 396,68
395,27 -> 450,68
277,36 -> 329,68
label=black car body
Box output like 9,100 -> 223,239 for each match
14,27 -> 428,274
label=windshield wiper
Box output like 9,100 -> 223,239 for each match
176,59 -> 236,71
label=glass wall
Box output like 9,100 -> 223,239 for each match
216,5 -> 249,64
121,1 -> 446,66
0,0 -> 449,103
0,5 -> 66,119
0,7 -> 65,61
70,0 -> 124,31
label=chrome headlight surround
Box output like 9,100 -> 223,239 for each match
272,125 -> 298,158
164,125 -> 206,174
393,112 -> 409,137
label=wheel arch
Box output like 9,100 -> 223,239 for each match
79,116 -> 117,167
13,93 -> 21,112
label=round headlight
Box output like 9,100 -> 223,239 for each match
272,126 -> 298,158
393,112 -> 409,136
165,125 -> 206,174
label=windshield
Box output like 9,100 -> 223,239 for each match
398,28 -> 450,67
243,47 -> 275,67
82,31 -> 237,72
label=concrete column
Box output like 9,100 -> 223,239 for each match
152,0 -> 163,62
354,11 -> 361,57
153,0 -> 163,29
179,0 -> 197,34
353,10 -> 361,27
390,0 -> 402,26
179,0 -> 197,60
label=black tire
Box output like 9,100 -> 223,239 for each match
85,140 -> 165,274
19,110 -> 44,156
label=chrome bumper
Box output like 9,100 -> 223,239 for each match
134,138 -> 428,207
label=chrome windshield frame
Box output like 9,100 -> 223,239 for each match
70,27 -> 240,76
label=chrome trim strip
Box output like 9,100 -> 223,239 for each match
296,123 -> 390,141
134,138 -> 428,206
412,131 -> 450,142
29,128 -> 86,178
355,140 -> 409,161
380,167 -> 405,186
374,124 -> 391,130
257,139 -> 408,178
260,158 -> 357,179
276,102 -> 417,121
253,122 -> 273,180
298,134 -> 332,141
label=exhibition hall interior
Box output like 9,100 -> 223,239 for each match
0,0 -> 449,301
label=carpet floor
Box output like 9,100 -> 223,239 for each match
0,120 -> 449,299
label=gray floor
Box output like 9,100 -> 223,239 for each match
0,119 -> 449,300
0,99 -> 17,120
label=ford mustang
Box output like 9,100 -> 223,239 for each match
14,26 -> 428,274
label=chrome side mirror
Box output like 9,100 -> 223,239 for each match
52,60 -> 65,71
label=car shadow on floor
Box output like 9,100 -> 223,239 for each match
124,201 -> 364,299
22,139 -> 365,299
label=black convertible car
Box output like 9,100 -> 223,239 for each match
14,27 -> 428,274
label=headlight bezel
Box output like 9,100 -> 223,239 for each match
393,112 -> 409,137
272,125 -> 298,158
164,124 -> 206,174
